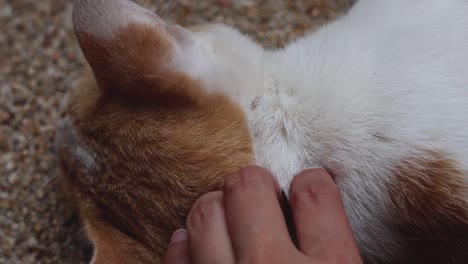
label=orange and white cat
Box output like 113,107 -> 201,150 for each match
56,0 -> 468,263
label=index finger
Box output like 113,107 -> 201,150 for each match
289,169 -> 362,262
223,166 -> 296,260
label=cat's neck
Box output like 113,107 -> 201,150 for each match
246,29 -> 376,191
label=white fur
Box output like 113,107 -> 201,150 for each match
70,0 -> 468,262
176,24 -> 264,110
183,0 -> 468,261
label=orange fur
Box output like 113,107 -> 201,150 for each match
60,2 -> 468,263
58,19 -> 254,264
387,151 -> 468,263
85,215 -> 156,264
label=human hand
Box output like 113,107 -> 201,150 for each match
164,166 -> 362,263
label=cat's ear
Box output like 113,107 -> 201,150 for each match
73,0 -> 200,100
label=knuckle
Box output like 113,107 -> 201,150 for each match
187,192 -> 223,229
224,166 -> 273,191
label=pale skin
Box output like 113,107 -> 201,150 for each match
164,166 -> 363,264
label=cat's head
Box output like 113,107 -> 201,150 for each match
56,0 -> 264,262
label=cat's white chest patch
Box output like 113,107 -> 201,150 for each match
248,76 -> 319,192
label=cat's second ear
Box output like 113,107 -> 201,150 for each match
73,0 -> 199,100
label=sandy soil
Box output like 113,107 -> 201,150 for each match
0,0 -> 354,263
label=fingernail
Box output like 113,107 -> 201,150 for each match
169,229 -> 188,245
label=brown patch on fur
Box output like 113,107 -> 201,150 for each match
59,72 -> 253,264
388,151 -> 468,263
57,9 -> 255,263
58,69 -> 253,262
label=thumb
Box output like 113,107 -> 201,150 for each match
163,229 -> 191,264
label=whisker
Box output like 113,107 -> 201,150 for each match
60,227 -> 87,251
70,227 -> 86,240
17,170 -> 59,209
160,0 -> 179,19
155,0 -> 165,14
38,171 -> 59,191
48,58 -> 76,93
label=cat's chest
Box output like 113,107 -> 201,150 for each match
246,79 -> 321,191
244,76 -> 397,192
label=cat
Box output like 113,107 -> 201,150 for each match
55,0 -> 468,263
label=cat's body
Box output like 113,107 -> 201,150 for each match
56,0 -> 468,263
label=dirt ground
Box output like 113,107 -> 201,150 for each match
0,0 -> 354,263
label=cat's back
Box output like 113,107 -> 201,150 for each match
271,0 -> 468,166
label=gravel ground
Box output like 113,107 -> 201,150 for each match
0,0 -> 354,263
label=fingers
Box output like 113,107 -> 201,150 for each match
223,166 -> 295,260
164,229 -> 190,264
171,167 -> 362,264
186,191 -> 235,264
289,169 -> 361,261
